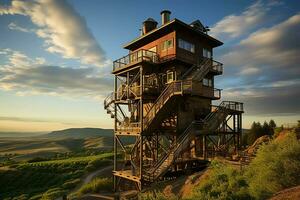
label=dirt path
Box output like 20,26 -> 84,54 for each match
83,165 -> 113,184
68,165 -> 113,198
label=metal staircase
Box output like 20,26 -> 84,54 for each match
144,121 -> 202,181
143,58 -> 213,131
144,101 -> 243,182
104,92 -> 123,125
181,58 -> 211,80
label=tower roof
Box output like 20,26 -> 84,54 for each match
123,18 -> 223,50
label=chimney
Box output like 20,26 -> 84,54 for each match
142,18 -> 158,35
161,10 -> 171,25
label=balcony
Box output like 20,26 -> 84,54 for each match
113,49 -> 158,73
211,60 -> 223,75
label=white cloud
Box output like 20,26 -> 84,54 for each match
0,49 -> 112,100
0,0 -> 106,67
8,22 -> 32,32
239,67 -> 260,75
216,12 -> 300,115
222,13 -> 300,70
210,1 -> 276,40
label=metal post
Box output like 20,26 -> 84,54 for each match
139,66 -> 143,190
113,75 -> 117,191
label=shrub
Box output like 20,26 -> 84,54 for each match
77,177 -> 112,196
245,131 -> 300,199
139,191 -> 177,200
189,160 -> 251,200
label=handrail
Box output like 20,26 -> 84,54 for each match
148,121 -> 202,179
113,49 -> 158,71
143,58 -> 215,130
212,60 -> 223,73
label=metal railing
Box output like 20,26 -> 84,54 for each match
113,49 -> 158,71
212,60 -> 223,73
213,88 -> 222,99
146,121 -> 202,180
116,122 -> 141,133
143,80 -> 193,129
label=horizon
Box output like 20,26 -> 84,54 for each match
0,0 -> 300,132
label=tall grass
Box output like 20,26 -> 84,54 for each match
188,130 -> 300,200
77,177 -> 112,196
246,130 -> 300,199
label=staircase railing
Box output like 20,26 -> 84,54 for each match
143,59 -> 213,131
145,121 -> 202,181
104,92 -> 127,125
146,101 -> 243,181
203,101 -> 244,131
143,81 -> 183,130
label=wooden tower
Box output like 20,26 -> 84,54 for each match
104,10 -> 243,191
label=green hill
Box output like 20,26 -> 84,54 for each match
45,128 -> 113,138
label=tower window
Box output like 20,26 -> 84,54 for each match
167,71 -> 175,83
161,39 -> 173,51
178,38 -> 195,53
203,78 -> 213,87
203,48 -> 212,58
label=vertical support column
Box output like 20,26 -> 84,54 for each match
127,71 -> 130,98
139,66 -> 143,190
238,114 -> 242,149
113,75 -> 117,191
202,135 -> 206,159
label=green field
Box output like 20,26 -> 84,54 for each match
0,153 -> 114,200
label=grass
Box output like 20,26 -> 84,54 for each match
187,130 -> 300,200
77,177 -> 113,196
0,152 -> 113,199
141,130 -> 300,200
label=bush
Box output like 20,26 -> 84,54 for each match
246,131 -> 300,199
139,191 -> 177,200
189,160 -> 251,200
77,177 -> 112,196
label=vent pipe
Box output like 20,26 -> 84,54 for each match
142,18 -> 158,35
161,10 -> 171,25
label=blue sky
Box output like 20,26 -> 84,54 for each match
0,0 -> 299,132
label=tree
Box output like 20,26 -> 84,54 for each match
247,122 -> 263,145
269,119 -> 276,135
262,121 -> 271,136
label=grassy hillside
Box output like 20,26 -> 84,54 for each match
0,128 -> 128,163
0,153 -> 114,200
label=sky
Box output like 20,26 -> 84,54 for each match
0,0 -> 299,132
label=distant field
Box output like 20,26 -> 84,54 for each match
0,152 -> 114,199
0,128 -> 119,163
0,137 -> 114,162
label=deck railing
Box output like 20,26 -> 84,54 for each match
116,122 -> 141,134
213,88 -> 222,99
212,60 -> 223,74
113,49 -> 158,71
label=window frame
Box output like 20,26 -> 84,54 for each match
178,38 -> 195,53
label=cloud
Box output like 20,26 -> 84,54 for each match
210,1 -> 278,40
0,0 -> 106,67
0,49 -> 112,100
8,22 -> 32,32
239,66 -> 260,75
218,13 -> 300,115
